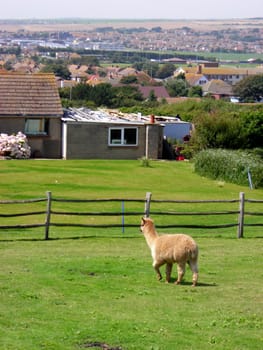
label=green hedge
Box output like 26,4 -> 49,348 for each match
194,149 -> 263,188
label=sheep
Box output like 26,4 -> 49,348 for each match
140,217 -> 199,286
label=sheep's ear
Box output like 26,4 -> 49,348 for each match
141,217 -> 146,225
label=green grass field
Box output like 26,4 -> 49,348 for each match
0,159 -> 262,349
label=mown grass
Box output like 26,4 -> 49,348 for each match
0,159 -> 262,239
1,236 -> 263,350
0,159 -> 263,349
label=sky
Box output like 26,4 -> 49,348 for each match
0,0 -> 262,20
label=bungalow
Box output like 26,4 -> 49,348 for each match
62,108 -> 163,160
0,72 -> 63,158
202,79 -> 233,100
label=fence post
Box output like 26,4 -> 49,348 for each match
121,200 -> 125,234
237,192 -> 245,238
45,191 -> 52,240
144,192 -> 152,217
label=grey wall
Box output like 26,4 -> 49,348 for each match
64,122 -> 163,160
0,117 -> 62,158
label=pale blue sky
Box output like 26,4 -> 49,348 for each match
0,0 -> 262,20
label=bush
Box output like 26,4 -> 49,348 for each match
190,113 -> 245,150
194,149 -> 263,188
139,156 -> 151,167
0,132 -> 31,159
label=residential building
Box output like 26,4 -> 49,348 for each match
62,108 -> 163,160
202,79 -> 233,99
0,72 -> 63,158
176,64 -> 263,85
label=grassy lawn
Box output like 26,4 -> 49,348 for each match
0,159 -> 263,349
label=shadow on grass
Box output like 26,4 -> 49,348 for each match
167,278 -> 217,287
0,235 -> 142,243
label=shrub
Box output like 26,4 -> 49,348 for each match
190,113 -> 246,150
194,149 -> 263,188
0,132 -> 31,159
139,156 -> 151,167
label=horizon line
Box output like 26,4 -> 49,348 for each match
0,17 -> 263,21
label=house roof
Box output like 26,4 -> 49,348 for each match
0,73 -> 63,117
63,107 -> 146,124
117,67 -> 138,77
185,73 -> 207,86
182,65 -> 263,76
137,85 -> 170,99
68,64 -> 89,78
63,107 -> 184,125
202,79 -> 233,96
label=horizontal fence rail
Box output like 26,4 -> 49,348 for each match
0,191 -> 262,239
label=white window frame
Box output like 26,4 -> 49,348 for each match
108,127 -> 138,146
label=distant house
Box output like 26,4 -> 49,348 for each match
117,67 -> 138,77
185,73 -> 208,86
68,64 -> 89,81
202,79 -> 233,99
176,64 -> 263,85
0,73 -> 63,158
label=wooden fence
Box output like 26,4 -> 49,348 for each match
0,191 -> 262,239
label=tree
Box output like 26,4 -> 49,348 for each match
71,83 -> 92,100
111,85 -> 143,107
148,90 -> 157,102
90,83 -> 114,107
190,113 -> 246,151
239,111 -> 263,148
156,63 -> 175,79
41,62 -> 71,80
165,79 -> 188,97
233,74 -> 263,102
70,55 -> 100,66
142,62 -> 159,78
120,75 -> 138,84
188,85 -> 203,97
132,62 -> 144,71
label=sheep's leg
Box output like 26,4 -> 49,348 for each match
153,261 -> 163,281
175,262 -> 186,285
189,260 -> 199,287
165,263 -> 173,283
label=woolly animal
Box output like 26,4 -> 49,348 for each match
140,217 -> 199,286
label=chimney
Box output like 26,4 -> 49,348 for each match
197,64 -> 202,74
150,114 -> 155,124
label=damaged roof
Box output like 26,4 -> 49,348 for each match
63,107 -> 184,125
63,107 -> 146,124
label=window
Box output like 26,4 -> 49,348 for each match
25,119 -> 49,135
109,127 -> 138,146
